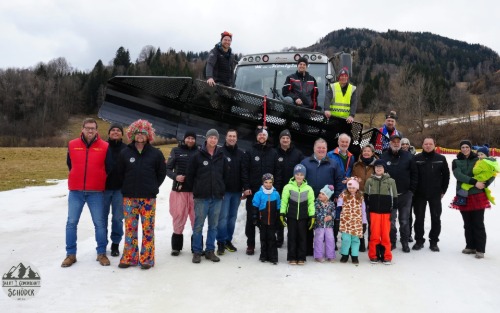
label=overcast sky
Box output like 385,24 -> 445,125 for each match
1,0 -> 498,71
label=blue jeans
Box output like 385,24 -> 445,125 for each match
217,192 -> 241,243
103,189 -> 124,244
192,198 -> 222,253
66,191 -> 108,255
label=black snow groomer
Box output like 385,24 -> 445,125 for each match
99,76 -> 378,156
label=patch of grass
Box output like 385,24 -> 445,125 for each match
0,145 -> 175,192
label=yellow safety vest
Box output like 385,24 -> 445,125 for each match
329,83 -> 355,118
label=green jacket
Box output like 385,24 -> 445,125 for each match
452,152 -> 490,195
364,173 -> 398,214
280,178 -> 315,220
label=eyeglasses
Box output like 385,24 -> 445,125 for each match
401,143 -> 410,146
134,130 -> 148,135
83,127 -> 96,131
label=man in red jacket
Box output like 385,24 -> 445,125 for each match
62,118 -> 110,268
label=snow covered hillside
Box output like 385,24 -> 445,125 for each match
1,155 -> 499,313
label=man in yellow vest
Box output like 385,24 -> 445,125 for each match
324,67 -> 357,123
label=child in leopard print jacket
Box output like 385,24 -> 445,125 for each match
337,178 -> 367,265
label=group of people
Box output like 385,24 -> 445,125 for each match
206,30 -> 358,122
60,30 -> 496,269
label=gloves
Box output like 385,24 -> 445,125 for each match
308,217 -> 315,230
362,223 -> 367,234
280,214 -> 287,227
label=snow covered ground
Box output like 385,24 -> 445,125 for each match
1,155 -> 499,313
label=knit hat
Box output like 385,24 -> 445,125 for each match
293,164 -> 307,176
126,119 -> 155,142
338,67 -> 349,78
297,57 -> 308,66
220,31 -> 232,41
459,140 -> 472,149
401,138 -> 410,145
477,146 -> 489,157
108,123 -> 123,134
183,130 -> 196,140
255,127 -> 268,138
320,185 -> 334,199
206,129 -> 219,139
385,111 -> 398,120
279,129 -> 291,140
347,178 -> 359,190
374,159 -> 386,171
262,173 -> 274,182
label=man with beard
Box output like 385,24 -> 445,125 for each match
380,134 -> 418,253
276,129 -> 304,248
244,127 -> 282,255
206,31 -> 236,87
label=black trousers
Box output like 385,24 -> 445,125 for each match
460,210 -> 486,253
287,219 -> 308,261
260,224 -> 278,262
245,195 -> 257,247
414,195 -> 443,244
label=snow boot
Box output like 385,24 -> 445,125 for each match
340,254 -> 349,263
217,242 -> 225,256
171,233 -> 183,256
352,256 -> 359,264
111,243 -> 120,257
359,237 -> 366,252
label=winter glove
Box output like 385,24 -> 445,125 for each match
362,223 -> 367,234
280,214 -> 287,227
308,217 -> 315,230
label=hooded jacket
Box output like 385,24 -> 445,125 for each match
165,141 -> 199,192
364,173 -> 398,214
280,178 -> 315,220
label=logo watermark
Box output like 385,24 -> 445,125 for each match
2,262 -> 41,301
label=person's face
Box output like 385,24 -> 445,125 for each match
477,152 -> 486,159
82,122 -> 98,142
401,142 -> 410,151
134,131 -> 148,144
280,136 -> 291,149
422,138 -> 435,153
347,186 -> 358,194
374,165 -> 385,175
226,131 -> 237,146
297,62 -> 307,73
390,139 -> 401,152
257,132 -> 267,144
318,192 -> 328,202
385,118 -> 396,130
338,136 -> 350,152
263,179 -> 273,190
339,74 -> 348,86
362,147 -> 374,158
461,144 -> 471,157
314,142 -> 327,159
109,128 -> 122,141
207,135 -> 218,148
184,136 -> 196,148
221,36 -> 232,50
294,173 -> 305,184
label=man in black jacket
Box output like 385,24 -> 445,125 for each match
165,130 -> 199,256
216,129 -> 249,255
276,129 -> 304,247
282,57 -> 319,110
104,123 -> 127,257
187,129 -> 228,264
206,31 -> 236,87
116,119 -> 167,269
380,134 -> 418,253
412,137 -> 450,252
244,127 -> 282,255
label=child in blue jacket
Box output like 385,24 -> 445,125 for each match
252,173 -> 281,264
